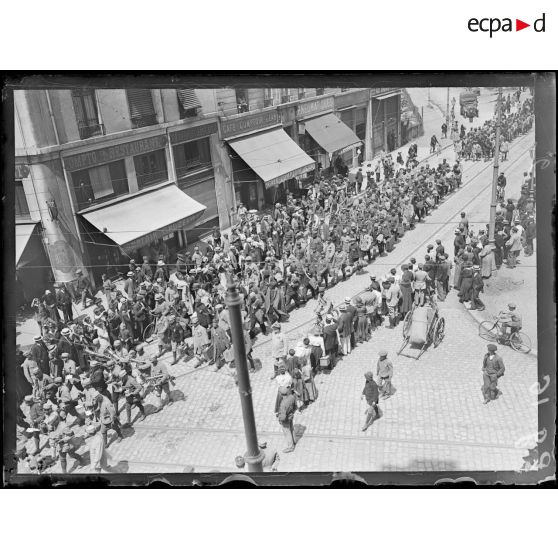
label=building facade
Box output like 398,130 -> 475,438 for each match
14,86 -> 404,298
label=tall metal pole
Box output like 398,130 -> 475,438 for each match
488,87 -> 503,245
225,274 -> 264,472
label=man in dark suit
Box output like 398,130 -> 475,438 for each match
344,296 -> 357,349
322,315 -> 339,370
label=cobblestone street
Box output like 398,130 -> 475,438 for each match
25,124 -> 537,475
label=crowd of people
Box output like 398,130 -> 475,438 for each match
15,89 -> 535,470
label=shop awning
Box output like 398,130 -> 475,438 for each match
304,113 -> 362,155
228,128 -> 316,188
16,222 -> 40,267
80,185 -> 206,252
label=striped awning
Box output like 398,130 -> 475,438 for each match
177,89 -> 201,110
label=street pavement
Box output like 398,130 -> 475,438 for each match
20,89 -> 538,475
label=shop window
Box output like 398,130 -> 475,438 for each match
177,89 -> 201,119
71,160 -> 129,209
316,87 -> 324,96
126,89 -> 157,128
263,88 -> 274,107
134,149 -> 168,188
72,89 -> 103,139
173,137 -> 212,177
236,89 -> 249,113
15,181 -> 30,220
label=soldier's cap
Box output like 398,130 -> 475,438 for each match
33,335 -> 42,341
157,260 -> 165,266
339,304 -> 347,311
378,350 -> 388,357
61,352 -> 69,358
473,265 -> 480,270
277,363 -> 286,372
370,274 -> 376,279
508,303 -> 516,309
235,456 -> 246,468
258,441 -> 267,449
24,395 -> 34,402
54,377 -> 63,383
325,314 -> 333,321
487,344 -> 498,352
85,424 -> 98,435
129,259 -> 136,264
105,360 -> 115,367
154,293 -> 163,300
89,360 -> 99,368
344,296 -> 351,303
454,229 -> 460,234
502,220 -> 509,224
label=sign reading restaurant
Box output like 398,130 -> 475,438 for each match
64,135 -> 167,172
296,96 -> 335,119
221,111 -> 280,138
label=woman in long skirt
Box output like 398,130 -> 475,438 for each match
458,263 -> 474,303
399,264 -> 414,314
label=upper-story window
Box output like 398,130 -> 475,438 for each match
126,89 -> 157,128
71,161 -> 129,210
134,149 -> 168,189
236,89 -> 249,113
173,137 -> 212,178
263,88 -> 274,108
298,88 -> 306,99
281,88 -> 291,104
72,89 -> 103,139
316,87 -> 324,96
177,89 -> 201,119
15,181 -> 30,220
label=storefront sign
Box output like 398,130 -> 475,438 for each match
64,135 -> 167,172
264,163 -> 316,188
296,96 -> 334,119
15,164 -> 30,179
221,111 -> 280,138
170,122 -> 218,144
122,213 -> 204,253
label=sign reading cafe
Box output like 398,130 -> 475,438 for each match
221,111 -> 280,138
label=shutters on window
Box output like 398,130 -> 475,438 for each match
126,89 -> 157,127
177,89 -> 201,110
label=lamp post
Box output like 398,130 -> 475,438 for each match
225,274 -> 264,472
488,87 -> 503,245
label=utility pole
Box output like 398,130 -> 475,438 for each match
488,87 -> 503,245
225,274 -> 263,472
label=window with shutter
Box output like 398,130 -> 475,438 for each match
126,89 -> 157,128
72,89 -> 103,139
177,89 -> 201,119
173,138 -> 212,177
15,181 -> 30,220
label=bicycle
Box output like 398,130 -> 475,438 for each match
478,315 -> 531,354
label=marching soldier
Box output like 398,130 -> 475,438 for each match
120,369 -> 146,427
55,426 -> 83,473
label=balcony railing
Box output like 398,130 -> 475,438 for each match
131,114 -> 158,128
77,121 -> 105,140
